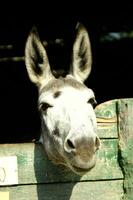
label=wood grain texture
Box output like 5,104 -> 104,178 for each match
0,180 -> 123,200
0,139 -> 123,186
95,100 -> 118,138
97,123 -> 117,138
95,100 -> 117,119
118,99 -> 133,200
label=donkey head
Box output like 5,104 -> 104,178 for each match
25,23 -> 100,174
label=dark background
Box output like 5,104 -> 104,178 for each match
0,3 -> 133,143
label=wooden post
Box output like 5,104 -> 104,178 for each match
118,99 -> 133,200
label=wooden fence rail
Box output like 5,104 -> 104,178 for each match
0,98 -> 133,200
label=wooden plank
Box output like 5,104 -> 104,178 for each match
95,100 -> 118,138
0,180 -> 123,200
97,123 -> 117,138
80,139 -> 123,181
118,98 -> 133,200
95,99 -> 117,119
0,139 -> 123,186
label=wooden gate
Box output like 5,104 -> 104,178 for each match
0,98 -> 133,200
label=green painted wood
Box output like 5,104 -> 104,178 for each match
80,139 -> 123,181
0,139 -> 123,186
1,98 -> 131,200
95,99 -> 117,119
97,123 -> 118,138
0,180 -> 124,200
95,100 -> 118,138
118,98 -> 133,200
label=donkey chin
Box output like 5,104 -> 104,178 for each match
50,152 -> 97,175
65,156 -> 97,175
44,139 -> 98,175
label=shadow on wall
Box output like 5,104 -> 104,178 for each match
34,143 -> 80,200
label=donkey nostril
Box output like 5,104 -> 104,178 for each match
67,139 -> 75,149
64,138 -> 76,153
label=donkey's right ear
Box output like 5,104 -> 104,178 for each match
70,23 -> 92,83
25,27 -> 53,87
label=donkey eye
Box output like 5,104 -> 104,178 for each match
88,98 -> 97,107
40,102 -> 53,111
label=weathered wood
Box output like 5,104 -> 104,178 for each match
95,100 -> 117,119
0,180 -> 123,200
118,99 -> 133,200
2,98 -> 133,200
0,139 -> 123,186
97,123 -> 117,138
95,100 -> 118,138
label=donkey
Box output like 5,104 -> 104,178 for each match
25,23 -> 100,174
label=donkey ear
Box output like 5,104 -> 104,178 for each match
25,27 -> 53,87
70,23 -> 92,82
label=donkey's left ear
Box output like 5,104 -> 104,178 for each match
70,23 -> 92,82
25,27 -> 53,87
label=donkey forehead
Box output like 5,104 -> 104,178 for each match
39,76 -> 95,103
